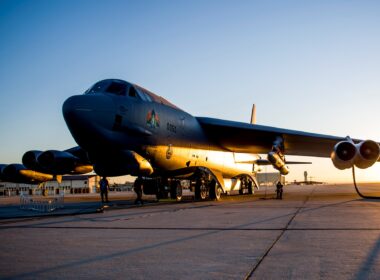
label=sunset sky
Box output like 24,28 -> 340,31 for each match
1,0 -> 380,183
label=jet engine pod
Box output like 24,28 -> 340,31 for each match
354,140 -> 380,169
37,150 -> 79,174
3,164 -> 25,179
2,164 -> 27,183
0,164 -> 8,181
331,141 -> 357,170
1,164 -> 53,183
22,150 -> 43,170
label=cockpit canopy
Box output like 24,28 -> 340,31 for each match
85,79 -> 137,97
85,79 -> 181,110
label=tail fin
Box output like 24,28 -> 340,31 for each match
250,104 -> 256,124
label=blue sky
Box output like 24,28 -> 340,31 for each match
1,0 -> 380,183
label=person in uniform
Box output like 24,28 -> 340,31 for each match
134,176 -> 144,205
276,181 -> 283,200
99,176 -> 109,203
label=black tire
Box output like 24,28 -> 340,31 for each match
239,179 -> 245,195
209,180 -> 216,199
195,178 -> 208,200
247,181 -> 253,195
209,180 -> 223,201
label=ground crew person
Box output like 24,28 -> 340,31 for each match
276,181 -> 283,200
134,176 -> 144,205
99,176 -> 109,203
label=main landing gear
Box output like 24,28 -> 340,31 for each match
194,172 -> 223,201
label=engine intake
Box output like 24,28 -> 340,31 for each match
331,139 -> 380,170
355,140 -> 380,169
22,150 -> 43,171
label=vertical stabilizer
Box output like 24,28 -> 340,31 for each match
250,104 -> 256,124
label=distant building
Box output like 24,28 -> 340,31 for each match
0,175 -> 101,196
45,175 -> 100,195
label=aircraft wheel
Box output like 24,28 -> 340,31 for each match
239,178 -> 246,195
200,184 -> 208,200
209,180 -> 223,201
247,181 -> 253,195
213,185 -> 223,201
195,178 -> 208,200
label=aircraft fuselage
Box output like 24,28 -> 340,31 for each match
62,79 -> 256,191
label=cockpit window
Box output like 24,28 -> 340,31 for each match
128,87 -> 137,97
85,80 -> 128,96
106,82 -> 127,96
86,81 -> 108,94
135,87 -> 152,102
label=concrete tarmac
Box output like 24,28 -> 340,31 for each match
1,183 -> 380,279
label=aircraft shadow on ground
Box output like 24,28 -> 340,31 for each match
354,233 -> 380,279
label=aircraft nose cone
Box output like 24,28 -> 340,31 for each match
62,94 -> 114,121
62,94 -> 116,148
63,95 -> 94,116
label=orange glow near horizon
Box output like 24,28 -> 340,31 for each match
284,156 -> 380,184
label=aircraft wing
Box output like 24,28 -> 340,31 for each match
196,117 -> 355,157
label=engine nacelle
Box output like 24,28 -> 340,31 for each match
0,163 -> 50,184
331,141 -> 357,170
25,149 -> 92,175
331,140 -> 380,170
267,151 -> 289,175
354,140 -> 380,169
0,164 -> 7,181
1,164 -> 54,183
38,150 -> 79,174
22,150 -> 43,170
2,164 -> 26,182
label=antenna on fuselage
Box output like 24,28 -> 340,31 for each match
250,104 -> 256,124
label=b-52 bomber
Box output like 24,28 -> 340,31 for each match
1,79 -> 379,200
